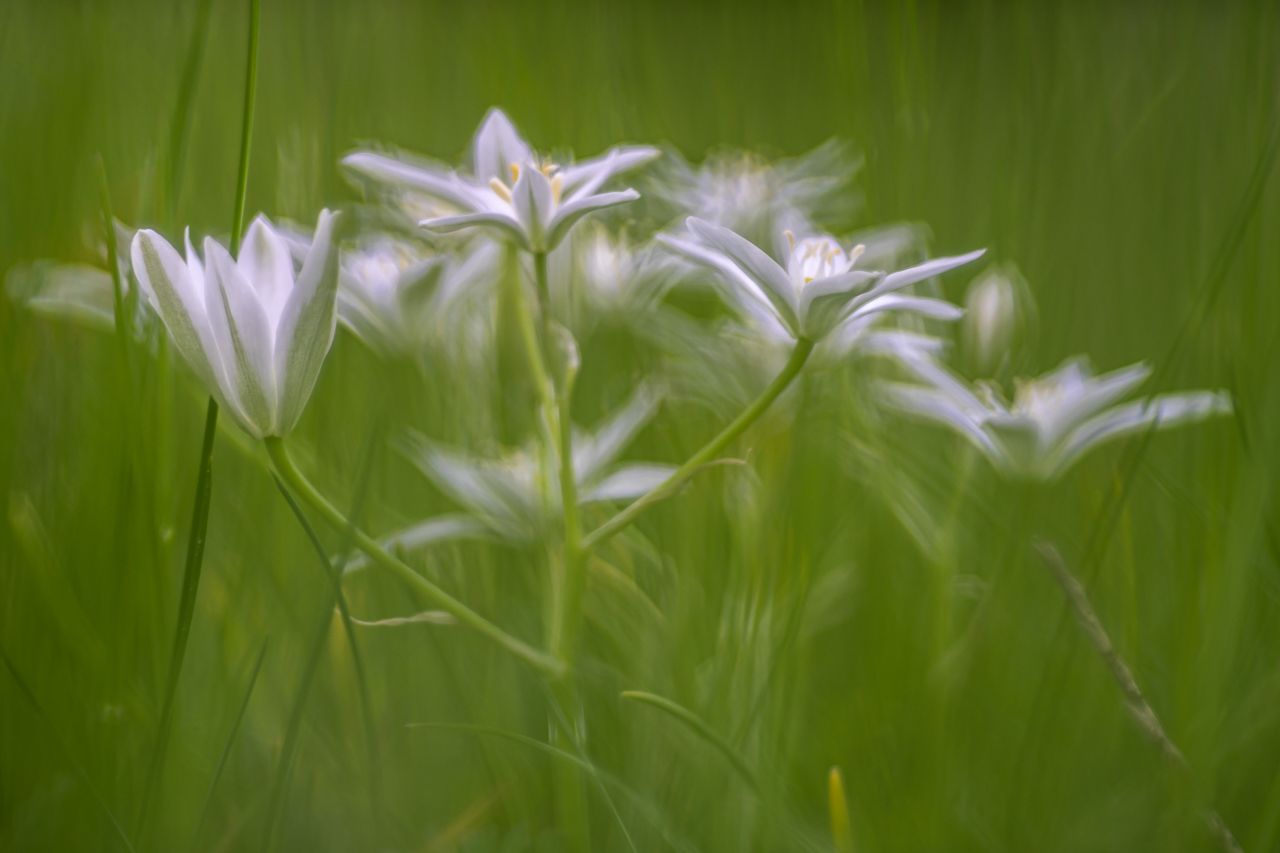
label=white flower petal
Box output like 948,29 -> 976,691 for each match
561,145 -> 660,201
236,215 -> 296,326
656,232 -> 787,332
273,210 -> 341,436
131,230 -> 235,415
687,217 -> 799,333
183,228 -> 205,292
422,211 -> 529,251
846,249 -> 986,315
572,384 -> 662,483
545,189 -> 639,252
847,294 -> 964,323
471,108 -> 533,186
512,166 -> 554,251
1051,390 -> 1232,477
395,432 -> 535,542
582,464 -> 677,503
342,151 -> 484,211
203,237 -> 275,437
342,514 -> 498,574
880,382 -> 1004,463
1040,359 -> 1153,446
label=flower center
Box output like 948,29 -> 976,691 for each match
487,160 -> 564,207
784,231 -> 864,292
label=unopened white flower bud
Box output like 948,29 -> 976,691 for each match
961,263 -> 1033,379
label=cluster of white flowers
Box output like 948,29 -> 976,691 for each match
8,105 -> 1232,517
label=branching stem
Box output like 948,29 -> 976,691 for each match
265,437 -> 565,679
581,337 -> 815,553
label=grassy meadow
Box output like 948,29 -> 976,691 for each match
2,1 -> 1279,851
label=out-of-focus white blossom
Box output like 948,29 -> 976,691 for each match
343,108 -> 658,253
881,355 -> 1232,480
6,219 -> 147,334
337,234 -> 498,358
649,140 -> 861,256
393,385 -> 670,544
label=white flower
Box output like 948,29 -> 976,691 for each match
130,211 -> 341,438
6,218 -> 147,335
337,234 -> 498,358
649,140 -> 860,256
393,386 -> 671,544
881,355 -> 1233,480
342,108 -> 658,253
658,216 -> 983,342
561,222 -> 684,319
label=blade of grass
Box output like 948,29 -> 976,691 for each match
409,721 -> 640,853
165,0 -> 215,223
1,643 -> 136,853
271,472 -> 383,833
1034,541 -> 1244,853
189,636 -> 269,853
261,414 -> 381,853
620,690 -> 761,794
136,0 -> 260,836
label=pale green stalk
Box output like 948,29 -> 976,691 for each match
264,437 -> 565,679
580,337 -> 817,553
530,251 -> 592,853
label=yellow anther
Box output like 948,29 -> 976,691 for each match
784,230 -> 795,252
804,276 -> 814,284
489,177 -> 512,203
509,163 -> 520,183
849,244 -> 866,262
541,161 -> 559,176
551,173 -> 563,206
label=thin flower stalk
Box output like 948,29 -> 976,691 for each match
581,335 -> 816,553
265,436 -> 566,679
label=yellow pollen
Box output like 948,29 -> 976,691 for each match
509,163 -> 520,183
551,173 -> 563,205
489,177 -> 512,202
804,276 -> 814,284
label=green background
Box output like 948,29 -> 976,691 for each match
2,1 -> 1278,851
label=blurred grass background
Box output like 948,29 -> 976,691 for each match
2,0 -> 1280,851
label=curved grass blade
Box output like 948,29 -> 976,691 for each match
271,472 -> 382,828
620,691 -> 760,794
1,644 -> 136,852
262,415 -> 382,852
189,636 -> 268,853
543,685 -> 636,853
408,722 -> 643,853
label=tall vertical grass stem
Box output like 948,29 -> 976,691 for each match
136,0 -> 259,838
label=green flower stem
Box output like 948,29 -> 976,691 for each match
533,250 -> 553,356
580,337 -> 816,554
264,437 -> 566,679
525,250 -> 590,851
